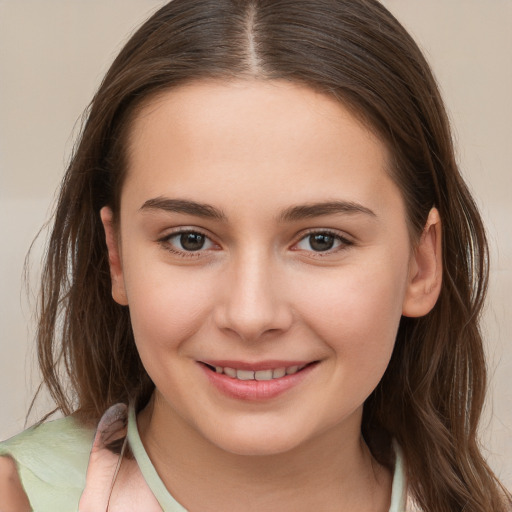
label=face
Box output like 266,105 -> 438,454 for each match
102,80 -> 441,456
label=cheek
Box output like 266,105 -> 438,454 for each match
294,256 -> 409,363
122,259 -> 215,352
291,258 -> 409,419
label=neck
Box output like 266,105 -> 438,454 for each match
137,395 -> 392,512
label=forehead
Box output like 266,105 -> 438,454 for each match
122,79 -> 401,218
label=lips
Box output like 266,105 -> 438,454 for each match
208,363 -> 308,381
199,360 -> 318,400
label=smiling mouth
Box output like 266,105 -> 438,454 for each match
201,362 -> 316,381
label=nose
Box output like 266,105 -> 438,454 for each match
213,250 -> 293,342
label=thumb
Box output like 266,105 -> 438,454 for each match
78,404 -> 128,512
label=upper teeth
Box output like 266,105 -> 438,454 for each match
214,365 -> 306,381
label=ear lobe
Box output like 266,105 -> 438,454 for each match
100,206 -> 128,306
402,207 -> 442,318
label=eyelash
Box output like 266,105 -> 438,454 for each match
158,228 -> 354,258
158,229 -> 216,258
294,229 -> 354,257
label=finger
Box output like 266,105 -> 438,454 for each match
79,404 -> 128,511
0,456 -> 32,512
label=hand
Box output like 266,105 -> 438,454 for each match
79,404 -> 162,512
0,456 -> 32,512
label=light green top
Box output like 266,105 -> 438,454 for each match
0,415 -> 94,511
0,408 -> 408,511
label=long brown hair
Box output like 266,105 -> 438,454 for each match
33,0 -> 510,510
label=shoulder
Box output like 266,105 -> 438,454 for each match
0,415 -> 95,511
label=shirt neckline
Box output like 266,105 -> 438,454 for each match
127,406 -> 407,511
127,406 -> 187,511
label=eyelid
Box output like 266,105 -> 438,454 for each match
156,226 -> 354,259
157,226 -> 220,256
291,228 -> 354,254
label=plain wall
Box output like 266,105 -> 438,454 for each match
1,0 -> 511,487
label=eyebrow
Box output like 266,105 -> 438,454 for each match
277,201 -> 376,222
139,197 -> 376,222
140,197 -> 228,220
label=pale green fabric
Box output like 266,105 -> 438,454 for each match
1,408 -> 408,511
390,441 -> 407,511
127,406 -> 187,511
0,415 -> 94,511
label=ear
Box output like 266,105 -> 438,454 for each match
402,208 -> 442,318
100,206 -> 128,306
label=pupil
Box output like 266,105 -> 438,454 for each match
180,232 -> 205,251
310,233 -> 334,251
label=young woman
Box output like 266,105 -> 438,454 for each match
0,1 -> 510,511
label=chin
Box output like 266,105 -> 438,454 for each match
203,420 -> 316,457
215,435 -> 303,457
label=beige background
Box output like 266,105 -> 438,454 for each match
1,0 -> 510,488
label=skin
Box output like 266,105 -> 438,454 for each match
0,457 -> 31,511
100,79 -> 442,511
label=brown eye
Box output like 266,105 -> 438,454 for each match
180,232 -> 206,251
308,233 -> 335,251
295,231 -> 351,253
163,230 -> 216,254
